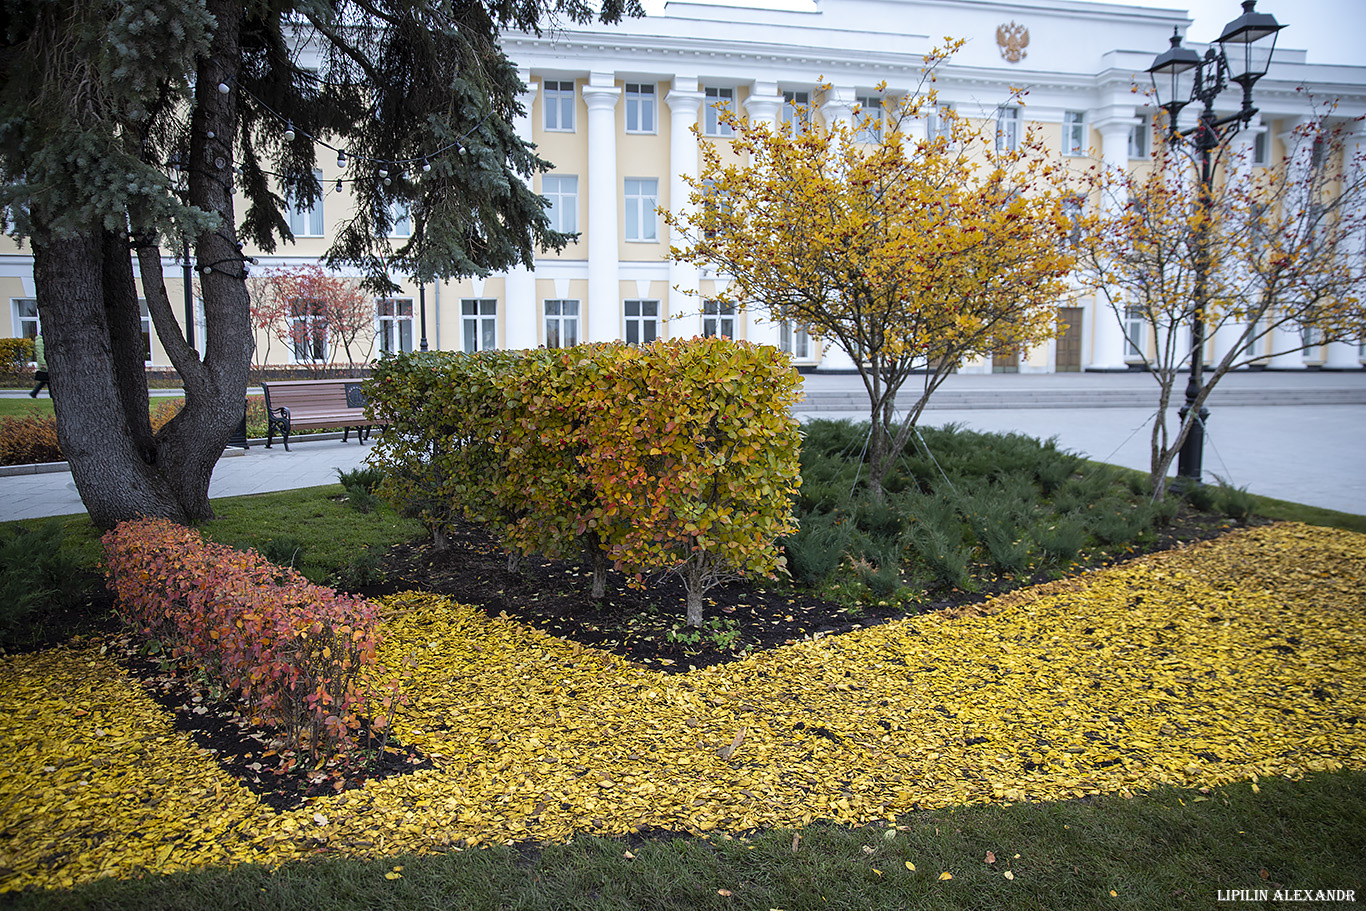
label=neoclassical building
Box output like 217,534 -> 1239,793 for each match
5,0 -> 1366,371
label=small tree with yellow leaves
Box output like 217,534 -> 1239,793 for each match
1076,114 -> 1366,500
665,46 -> 1077,502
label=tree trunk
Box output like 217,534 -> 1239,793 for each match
865,409 -> 890,505
685,585 -> 704,628
591,549 -> 608,600
35,230 -> 189,528
24,0 -> 253,531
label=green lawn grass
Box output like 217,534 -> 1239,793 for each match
7,770 -> 1362,910
0,395 -> 184,420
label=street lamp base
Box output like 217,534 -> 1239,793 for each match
1176,404 -> 1211,487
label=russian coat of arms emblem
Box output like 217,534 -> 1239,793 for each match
997,21 -> 1029,63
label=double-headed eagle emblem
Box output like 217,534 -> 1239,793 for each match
997,21 -> 1029,63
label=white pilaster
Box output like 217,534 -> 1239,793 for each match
505,73 -> 539,350
1088,115 -> 1135,370
665,81 -> 705,339
1267,122 -> 1312,369
583,74 -> 621,343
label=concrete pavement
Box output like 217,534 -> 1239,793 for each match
2,369 -> 1363,522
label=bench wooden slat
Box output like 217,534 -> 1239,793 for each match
261,379 -> 378,451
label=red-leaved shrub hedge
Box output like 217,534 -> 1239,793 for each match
103,518 -> 401,759
0,411 -> 63,466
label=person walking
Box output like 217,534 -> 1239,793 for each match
28,334 -> 48,397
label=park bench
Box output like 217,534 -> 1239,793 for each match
260,378 -> 377,451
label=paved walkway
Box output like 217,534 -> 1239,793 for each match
2,370 -> 1363,522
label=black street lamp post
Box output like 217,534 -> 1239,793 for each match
1146,0 -> 1283,486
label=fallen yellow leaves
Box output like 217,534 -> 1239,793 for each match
2,523 -> 1363,893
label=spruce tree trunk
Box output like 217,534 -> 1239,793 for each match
26,0 -> 253,530
35,230 -> 189,528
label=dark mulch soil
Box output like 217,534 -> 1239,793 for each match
108,638 -> 433,812
348,508 -> 1259,673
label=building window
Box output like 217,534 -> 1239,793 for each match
286,170 -> 324,237
996,106 -> 1020,153
139,299 -> 152,364
14,298 -> 39,341
388,201 -> 412,238
624,300 -> 660,345
543,175 -> 578,233
543,80 -> 575,132
289,298 -> 328,362
624,178 -> 658,242
377,298 -> 413,355
926,103 -> 954,142
462,298 -> 496,352
703,300 -> 736,338
1063,111 -> 1086,156
1253,130 -> 1269,166
780,321 -> 809,359
783,90 -> 810,130
856,95 -> 884,143
1128,115 -> 1150,159
544,299 -> 580,348
1124,306 -> 1146,360
704,86 -> 734,137
625,83 -> 656,133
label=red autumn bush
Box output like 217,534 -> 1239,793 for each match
0,411 -> 63,466
103,518 -> 401,760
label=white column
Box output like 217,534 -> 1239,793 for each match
739,85 -> 784,348
583,74 -> 621,343
665,79 -> 704,339
1088,116 -> 1135,370
505,74 -> 539,349
818,85 -> 858,132
744,84 -> 782,128
1327,125 -> 1366,368
1212,122 -> 1259,367
808,87 -> 860,370
1267,122 -> 1312,368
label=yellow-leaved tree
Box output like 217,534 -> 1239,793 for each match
1076,114 -> 1366,500
665,46 -> 1078,501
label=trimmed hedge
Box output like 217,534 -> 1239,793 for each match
103,519 -> 401,760
366,338 -> 802,626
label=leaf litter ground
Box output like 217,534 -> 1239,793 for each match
2,522 -> 1364,893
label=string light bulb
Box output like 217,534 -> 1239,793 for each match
337,149 -> 347,167
217,82 -> 229,94
422,158 -> 432,173
283,122 -> 295,142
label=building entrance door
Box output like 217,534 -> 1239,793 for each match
1056,307 -> 1083,372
